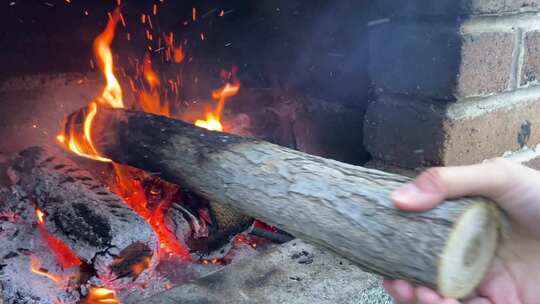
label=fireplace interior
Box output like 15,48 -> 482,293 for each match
0,1 -> 383,303
3,0 -> 540,303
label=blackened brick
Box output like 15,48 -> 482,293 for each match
370,24 -> 514,100
364,94 -> 540,168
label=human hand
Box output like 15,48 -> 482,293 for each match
383,158 -> 540,304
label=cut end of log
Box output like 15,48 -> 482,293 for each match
438,201 -> 500,298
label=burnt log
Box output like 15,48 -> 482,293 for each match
0,187 -> 81,304
7,146 -> 159,287
84,108 -> 502,299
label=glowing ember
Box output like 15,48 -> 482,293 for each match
0,211 -> 19,223
173,47 -> 185,63
114,178 -> 191,261
130,256 -> 152,277
35,209 -> 81,269
85,287 -> 120,304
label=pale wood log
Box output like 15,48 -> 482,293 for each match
84,108 -> 502,298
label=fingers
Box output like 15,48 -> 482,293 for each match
391,158 -> 517,212
383,279 -> 463,304
463,299 -> 492,304
416,286 -> 443,304
391,168 -> 447,211
383,279 -> 415,302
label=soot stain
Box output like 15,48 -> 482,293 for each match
52,203 -> 112,247
517,121 -> 531,148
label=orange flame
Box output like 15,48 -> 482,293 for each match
36,208 -> 45,224
84,287 -> 120,304
30,256 -> 64,284
58,102 -> 112,162
195,82 -> 240,131
57,8 -> 124,162
138,54 -> 170,117
94,8 -> 124,109
194,113 -> 223,132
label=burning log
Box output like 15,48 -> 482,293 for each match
7,146 -> 159,287
80,108 -> 502,299
187,200 -> 253,254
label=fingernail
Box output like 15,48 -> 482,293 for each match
391,183 -> 419,204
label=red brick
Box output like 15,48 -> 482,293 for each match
466,0 -> 540,14
521,31 -> 540,86
458,32 -> 515,96
374,1 -> 540,18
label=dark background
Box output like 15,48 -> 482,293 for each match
0,0 -> 376,106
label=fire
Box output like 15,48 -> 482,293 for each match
84,287 -> 120,304
138,54 -> 170,117
30,256 -> 64,284
165,32 -> 185,63
57,8 -> 124,161
114,177 -> 191,261
130,256 -> 152,276
35,208 -> 82,269
59,102 -> 112,162
36,208 -> 45,224
55,4 -> 243,274
173,47 -> 185,63
194,113 -> 223,132
194,82 -> 240,132
94,8 -> 124,108
58,7 -> 190,263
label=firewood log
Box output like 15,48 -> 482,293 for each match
8,146 -> 159,287
80,107 -> 502,298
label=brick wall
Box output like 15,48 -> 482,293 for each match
364,0 -> 540,169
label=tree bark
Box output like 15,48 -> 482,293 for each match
86,108 -> 502,298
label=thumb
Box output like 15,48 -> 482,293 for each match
391,159 -> 515,212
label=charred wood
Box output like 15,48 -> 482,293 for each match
7,146 -> 159,287
85,108 -> 503,298
0,187 -> 81,304
249,226 -> 294,244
